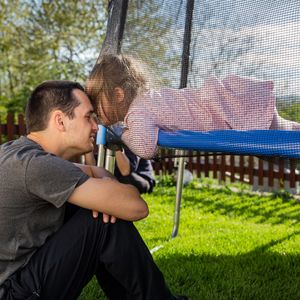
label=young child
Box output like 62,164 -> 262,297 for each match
85,148 -> 155,194
86,53 -> 300,159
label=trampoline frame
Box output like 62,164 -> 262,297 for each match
94,0 -> 300,238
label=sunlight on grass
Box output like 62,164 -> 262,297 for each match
80,178 -> 300,300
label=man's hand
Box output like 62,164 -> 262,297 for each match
102,213 -> 117,223
92,177 -> 118,223
74,164 -> 119,222
92,210 -> 117,223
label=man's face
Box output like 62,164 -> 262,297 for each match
64,89 -> 98,155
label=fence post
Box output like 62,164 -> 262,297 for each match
289,159 -> 296,189
18,114 -> 26,136
7,112 -> 15,141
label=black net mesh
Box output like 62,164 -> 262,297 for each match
95,0 -> 300,159
122,1 -> 185,88
122,1 -> 300,97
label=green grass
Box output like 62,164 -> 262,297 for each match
79,177 -> 300,300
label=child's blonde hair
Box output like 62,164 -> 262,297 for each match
86,53 -> 149,110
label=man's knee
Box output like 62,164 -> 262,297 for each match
69,208 -> 135,240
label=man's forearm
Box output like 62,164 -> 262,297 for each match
90,165 -> 115,179
74,163 -> 115,180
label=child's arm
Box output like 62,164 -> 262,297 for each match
84,152 -> 96,165
115,150 -> 131,176
121,114 -> 158,159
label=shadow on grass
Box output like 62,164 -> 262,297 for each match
178,185 -> 300,226
79,231 -> 300,300
156,232 -> 300,300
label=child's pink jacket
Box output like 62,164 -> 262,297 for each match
122,75 -> 275,159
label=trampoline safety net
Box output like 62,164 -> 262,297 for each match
97,0 -> 300,159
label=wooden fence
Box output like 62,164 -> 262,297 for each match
153,149 -> 300,193
0,113 -> 27,144
1,113 -> 300,193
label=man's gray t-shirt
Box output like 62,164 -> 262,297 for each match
0,136 -> 89,285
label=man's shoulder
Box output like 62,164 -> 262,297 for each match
1,136 -> 48,164
0,136 -> 71,170
1,136 -> 41,153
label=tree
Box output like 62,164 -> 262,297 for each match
0,0 -> 108,113
121,0 -> 182,88
188,0 -> 267,87
119,0 -> 268,89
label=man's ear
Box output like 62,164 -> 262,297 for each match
53,110 -> 66,131
114,87 -> 125,103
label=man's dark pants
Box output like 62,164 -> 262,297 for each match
0,206 -> 173,299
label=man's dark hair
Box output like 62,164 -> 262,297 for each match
25,80 -> 84,133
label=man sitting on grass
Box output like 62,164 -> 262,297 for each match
0,80 -> 188,300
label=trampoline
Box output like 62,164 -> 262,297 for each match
93,0 -> 300,237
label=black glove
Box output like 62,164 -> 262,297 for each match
105,127 -> 125,151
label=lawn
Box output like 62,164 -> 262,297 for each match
79,177 -> 300,300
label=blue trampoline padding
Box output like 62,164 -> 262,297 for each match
157,130 -> 300,159
96,125 -> 107,145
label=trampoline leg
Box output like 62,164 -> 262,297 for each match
171,154 -> 185,238
96,125 -> 115,173
97,144 -> 106,167
105,149 -> 116,173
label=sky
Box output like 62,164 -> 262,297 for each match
241,21 -> 300,95
191,0 -> 300,95
125,0 -> 299,96
231,0 -> 300,95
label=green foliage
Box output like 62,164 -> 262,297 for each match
278,102 -> 300,123
0,105 -> 7,123
0,0 -> 108,112
276,95 -> 300,122
156,174 -> 177,187
80,178 -> 300,299
122,1 -> 180,88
